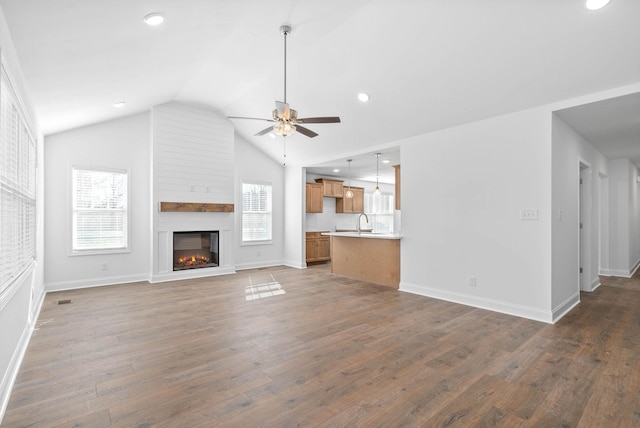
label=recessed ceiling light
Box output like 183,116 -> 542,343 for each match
333,169 -> 340,173
143,12 -> 165,26
585,0 -> 610,10
358,93 -> 370,102
382,159 -> 391,164
112,101 -> 126,108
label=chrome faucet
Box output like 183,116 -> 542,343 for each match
357,213 -> 369,234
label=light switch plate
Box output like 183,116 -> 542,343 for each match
520,209 -> 538,220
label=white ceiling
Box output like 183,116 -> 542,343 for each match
2,0 -> 639,178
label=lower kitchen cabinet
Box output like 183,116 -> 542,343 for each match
306,231 -> 330,263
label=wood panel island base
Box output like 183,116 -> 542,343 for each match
325,232 -> 401,289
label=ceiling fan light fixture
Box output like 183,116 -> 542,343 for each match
143,12 -> 165,26
345,159 -> 354,199
273,122 -> 296,136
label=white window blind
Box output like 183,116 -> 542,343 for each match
0,65 -> 37,296
364,191 -> 395,234
72,167 -> 128,252
242,182 -> 272,243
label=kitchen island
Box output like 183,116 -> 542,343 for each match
322,232 -> 401,289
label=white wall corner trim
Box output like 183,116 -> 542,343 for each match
45,274 -> 150,292
0,288 -> 45,423
399,281 -> 554,324
589,278 -> 602,292
551,292 -> 580,323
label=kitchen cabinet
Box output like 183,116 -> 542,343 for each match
315,178 -> 344,198
306,183 -> 323,213
335,186 -> 364,213
306,231 -> 330,263
393,164 -> 401,210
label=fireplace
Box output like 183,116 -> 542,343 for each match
173,231 -> 219,271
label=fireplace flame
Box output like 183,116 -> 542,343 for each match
177,254 -> 210,267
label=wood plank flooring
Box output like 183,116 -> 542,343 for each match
2,264 -> 640,427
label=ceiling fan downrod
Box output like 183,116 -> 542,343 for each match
280,25 -> 291,104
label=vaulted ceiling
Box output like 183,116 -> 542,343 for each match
2,0 -> 639,174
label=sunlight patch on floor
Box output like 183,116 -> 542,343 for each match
245,281 -> 285,301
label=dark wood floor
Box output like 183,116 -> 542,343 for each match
3,264 -> 640,427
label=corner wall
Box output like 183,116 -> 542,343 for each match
44,113 -> 151,290
399,108 -> 554,322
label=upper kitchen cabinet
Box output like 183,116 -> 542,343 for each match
306,182 -> 323,213
336,186 -> 364,213
315,178 -> 343,198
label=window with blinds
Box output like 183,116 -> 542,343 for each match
364,191 -> 395,234
0,65 -> 37,296
242,182 -> 272,243
72,166 -> 128,252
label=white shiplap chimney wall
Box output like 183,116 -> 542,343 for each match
151,102 -> 236,281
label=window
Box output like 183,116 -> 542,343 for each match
0,64 -> 37,297
242,182 -> 272,243
364,191 -> 395,234
72,166 -> 128,252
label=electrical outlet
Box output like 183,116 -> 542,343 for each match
101,262 -> 109,271
468,276 -> 476,287
520,209 -> 538,220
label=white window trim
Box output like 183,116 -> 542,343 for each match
68,164 -> 131,256
241,180 -> 273,246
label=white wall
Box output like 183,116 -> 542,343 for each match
0,6 -> 45,421
551,115 -> 609,305
399,108 -> 554,322
44,113 -> 151,290
607,158 -> 640,276
234,136 -> 285,269
283,165 -> 306,268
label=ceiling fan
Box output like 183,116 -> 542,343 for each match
228,25 -> 340,138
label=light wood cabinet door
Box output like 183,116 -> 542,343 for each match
315,178 -> 344,198
306,183 -> 323,213
336,186 -> 364,213
393,164 -> 401,210
306,232 -> 331,262
317,237 -> 330,260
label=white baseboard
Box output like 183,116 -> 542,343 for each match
282,259 -> 307,269
589,277 -> 601,292
45,273 -> 150,292
552,292 -> 580,323
150,267 -> 235,283
235,260 -> 284,271
601,257 -> 640,279
399,281 -> 554,324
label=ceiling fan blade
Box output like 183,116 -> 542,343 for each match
297,116 -> 341,124
228,116 -> 274,122
255,126 -> 274,136
275,101 -> 290,120
295,125 -> 318,138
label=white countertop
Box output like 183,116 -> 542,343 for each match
321,232 -> 402,240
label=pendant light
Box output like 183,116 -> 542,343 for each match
374,153 -> 381,194
345,159 -> 354,198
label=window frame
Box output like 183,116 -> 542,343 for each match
69,164 -> 131,256
241,180 -> 273,245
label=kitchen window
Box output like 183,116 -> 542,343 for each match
71,166 -> 129,253
364,192 -> 394,234
242,181 -> 272,243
